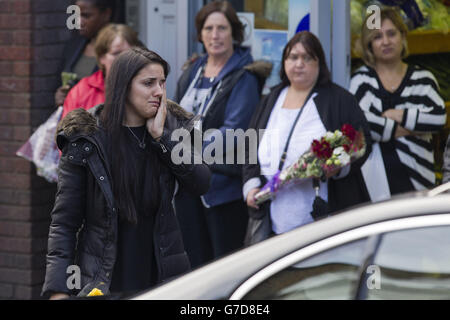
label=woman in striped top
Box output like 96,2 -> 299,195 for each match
350,8 -> 446,202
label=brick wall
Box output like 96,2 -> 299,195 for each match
0,0 -> 72,299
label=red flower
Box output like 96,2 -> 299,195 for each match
312,139 -> 332,159
341,124 -> 357,142
343,144 -> 351,153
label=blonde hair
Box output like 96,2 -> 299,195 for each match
95,23 -> 141,73
360,8 -> 409,67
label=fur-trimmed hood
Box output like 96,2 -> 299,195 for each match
244,60 -> 273,82
57,99 -> 194,141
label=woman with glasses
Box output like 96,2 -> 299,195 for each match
243,31 -> 372,243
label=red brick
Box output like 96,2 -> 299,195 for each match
0,283 -> 13,299
0,108 -> 9,123
0,93 -> 13,108
0,93 -> 30,108
0,203 -> 53,222
0,126 -> 13,140
0,62 -> 13,76
0,236 -> 47,255
13,93 -> 31,108
0,141 -> 23,156
0,157 -> 32,174
0,204 -> 30,220
13,61 -> 31,76
0,190 -> 31,206
0,187 -> 56,207
10,109 -> 30,125
1,157 -> 31,174
13,126 -> 31,141
0,173 -> 30,189
4,109 -> 16,123
0,268 -> 45,285
0,78 -> 30,92
14,283 -> 44,299
0,1 -> 13,14
0,46 -> 32,61
13,30 -> 31,46
0,204 -> 29,220
0,109 -> 30,125
0,252 -> 37,269
0,237 -> 31,254
0,221 -> 31,237
0,14 -> 31,30
0,31 -> 13,45
13,0 -> 31,14
32,0 -> 72,13
0,252 -> 16,268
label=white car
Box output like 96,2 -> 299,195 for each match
132,183 -> 450,300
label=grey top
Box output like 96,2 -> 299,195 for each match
72,54 -> 98,81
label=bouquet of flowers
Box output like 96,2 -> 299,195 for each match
254,124 -> 366,205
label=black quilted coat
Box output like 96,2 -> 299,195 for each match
41,101 -> 211,297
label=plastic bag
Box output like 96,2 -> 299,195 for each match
16,107 -> 63,183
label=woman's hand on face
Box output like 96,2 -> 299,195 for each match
246,188 -> 260,210
146,84 -> 167,141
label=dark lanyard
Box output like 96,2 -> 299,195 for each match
277,89 -> 315,171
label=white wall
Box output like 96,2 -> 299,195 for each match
139,0 -> 188,99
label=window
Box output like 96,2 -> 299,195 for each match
366,226 -> 450,300
244,0 -> 288,30
243,238 -> 368,300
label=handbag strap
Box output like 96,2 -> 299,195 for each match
278,89 -> 315,171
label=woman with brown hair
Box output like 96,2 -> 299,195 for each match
350,8 -> 446,202
173,1 -> 271,268
42,47 -> 210,299
62,23 -> 141,118
243,31 -> 371,242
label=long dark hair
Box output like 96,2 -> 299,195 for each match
279,31 -> 331,87
100,47 -> 170,224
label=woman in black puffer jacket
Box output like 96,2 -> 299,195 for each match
42,47 -> 210,299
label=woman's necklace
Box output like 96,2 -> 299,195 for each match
204,60 -> 225,83
376,63 -> 407,93
127,126 -> 147,149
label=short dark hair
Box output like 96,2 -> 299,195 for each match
75,0 -> 115,12
100,47 -> 169,224
279,31 -> 331,87
195,0 -> 244,45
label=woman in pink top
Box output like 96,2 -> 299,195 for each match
62,24 -> 142,118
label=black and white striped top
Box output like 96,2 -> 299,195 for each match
350,65 -> 446,191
